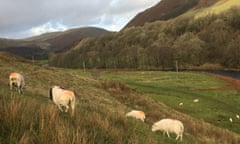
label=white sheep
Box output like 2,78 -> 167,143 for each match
236,115 -> 240,119
193,99 -> 199,103
125,110 -> 145,122
152,118 -> 184,141
49,86 -> 76,116
9,72 -> 25,94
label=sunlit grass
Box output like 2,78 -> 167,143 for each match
1,54 -> 240,143
193,0 -> 240,18
213,0 -> 240,13
101,70 -> 240,134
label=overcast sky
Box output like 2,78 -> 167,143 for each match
0,0 -> 160,39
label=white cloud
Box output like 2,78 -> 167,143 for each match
30,22 -> 67,36
0,0 -> 161,38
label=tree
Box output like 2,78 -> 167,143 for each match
173,32 -> 205,67
223,34 -> 240,68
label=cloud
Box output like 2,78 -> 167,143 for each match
0,0 -> 160,38
30,21 -> 67,36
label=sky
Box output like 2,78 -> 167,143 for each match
0,0 -> 160,39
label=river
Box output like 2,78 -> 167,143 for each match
199,70 -> 240,80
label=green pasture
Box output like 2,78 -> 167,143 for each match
101,70 -> 240,134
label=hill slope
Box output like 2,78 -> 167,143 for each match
50,1 -> 240,70
1,53 -> 240,143
0,27 -> 110,59
124,0 -> 218,28
25,27 -> 110,52
193,0 -> 240,18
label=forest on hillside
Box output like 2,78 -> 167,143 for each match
49,7 -> 240,70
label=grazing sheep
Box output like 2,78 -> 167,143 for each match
152,118 -> 184,141
193,99 -> 199,103
179,102 -> 183,106
236,115 -> 240,119
229,117 -> 233,123
49,86 -> 76,116
9,72 -> 25,94
126,110 -> 145,122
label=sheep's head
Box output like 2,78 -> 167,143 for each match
151,125 -> 158,132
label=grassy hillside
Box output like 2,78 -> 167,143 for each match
1,53 -> 240,143
194,0 -> 240,18
0,27 -> 110,60
101,71 -> 240,134
124,0 -> 199,28
50,6 -> 240,70
25,27 -> 110,52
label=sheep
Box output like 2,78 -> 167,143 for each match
49,86 -> 76,116
236,114 -> 240,119
229,117 -> 233,123
125,110 -> 145,122
9,72 -> 25,94
179,102 -> 183,106
152,118 -> 184,141
193,99 -> 199,103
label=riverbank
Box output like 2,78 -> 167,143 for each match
203,72 -> 240,91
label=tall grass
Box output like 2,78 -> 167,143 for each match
1,55 -> 240,143
0,86 -> 165,144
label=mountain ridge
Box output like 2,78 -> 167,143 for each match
49,1 -> 240,70
0,27 -> 110,59
123,0 -> 219,29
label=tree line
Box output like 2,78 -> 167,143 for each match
49,7 -> 240,70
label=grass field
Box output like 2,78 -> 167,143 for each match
101,70 -> 240,134
1,54 -> 240,143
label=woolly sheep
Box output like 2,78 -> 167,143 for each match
49,86 -> 76,116
125,110 -> 145,122
236,115 -> 240,119
152,118 -> 184,141
9,72 -> 25,94
193,99 -> 199,103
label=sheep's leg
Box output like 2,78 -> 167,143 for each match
162,131 -> 166,136
70,100 -> 75,116
19,84 -> 24,94
176,134 -> 179,140
65,105 -> 69,112
166,131 -> 170,138
57,104 -> 64,112
9,83 -> 13,90
180,134 -> 183,141
18,86 -> 22,94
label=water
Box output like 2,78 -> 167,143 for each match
201,70 -> 240,80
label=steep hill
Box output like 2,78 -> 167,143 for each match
0,27 -> 110,59
1,53 -> 240,143
25,27 -> 110,52
49,1 -> 240,70
124,0 -> 218,28
193,0 -> 240,18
